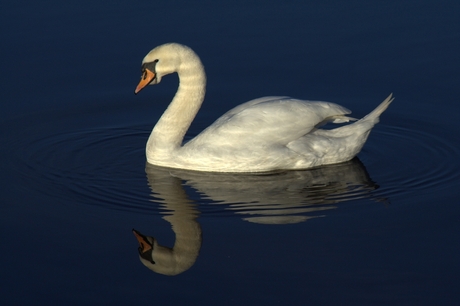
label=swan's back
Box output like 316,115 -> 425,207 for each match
186,96 -> 353,148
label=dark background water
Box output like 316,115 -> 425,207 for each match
1,0 -> 460,305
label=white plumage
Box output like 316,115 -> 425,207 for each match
135,43 -> 393,172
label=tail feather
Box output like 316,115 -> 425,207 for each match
360,93 -> 394,123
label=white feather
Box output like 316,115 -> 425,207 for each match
136,43 -> 393,172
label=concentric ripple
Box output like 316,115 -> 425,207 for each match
360,118 -> 460,199
7,122 -> 155,214
4,108 -> 459,222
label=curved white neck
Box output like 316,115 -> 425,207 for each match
146,56 -> 206,159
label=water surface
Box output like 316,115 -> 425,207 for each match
1,1 -> 460,305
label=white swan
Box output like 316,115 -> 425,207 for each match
135,43 -> 393,172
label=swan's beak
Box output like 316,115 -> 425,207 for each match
132,229 -> 153,253
134,68 -> 156,94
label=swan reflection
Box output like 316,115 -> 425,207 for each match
133,158 -> 379,275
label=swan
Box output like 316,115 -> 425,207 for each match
135,43 -> 393,172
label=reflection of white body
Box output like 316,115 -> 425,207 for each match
133,160 -> 378,275
135,43 -> 393,172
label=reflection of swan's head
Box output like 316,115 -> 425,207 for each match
133,229 -> 180,276
132,229 -> 156,265
133,227 -> 201,276
135,43 -> 202,94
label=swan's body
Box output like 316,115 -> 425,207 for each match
135,43 -> 393,172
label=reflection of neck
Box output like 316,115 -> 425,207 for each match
144,165 -> 202,275
161,212 -> 201,274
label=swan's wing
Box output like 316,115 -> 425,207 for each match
188,97 -> 353,147
212,96 -> 290,123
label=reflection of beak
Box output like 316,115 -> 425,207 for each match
132,229 -> 153,253
134,68 -> 155,94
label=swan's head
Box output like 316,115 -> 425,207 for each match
134,43 -> 200,94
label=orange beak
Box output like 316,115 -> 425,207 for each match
132,229 -> 153,253
134,68 -> 155,94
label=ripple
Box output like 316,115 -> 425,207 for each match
5,108 -> 459,220
361,119 -> 460,199
8,123 -> 155,214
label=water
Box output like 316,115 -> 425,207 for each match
1,1 -> 460,305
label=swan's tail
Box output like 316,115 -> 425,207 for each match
359,93 -> 394,124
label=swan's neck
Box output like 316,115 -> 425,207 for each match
147,58 -> 206,159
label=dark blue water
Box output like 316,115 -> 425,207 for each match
2,1 -> 460,305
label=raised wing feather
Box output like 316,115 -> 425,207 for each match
186,97 -> 352,148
